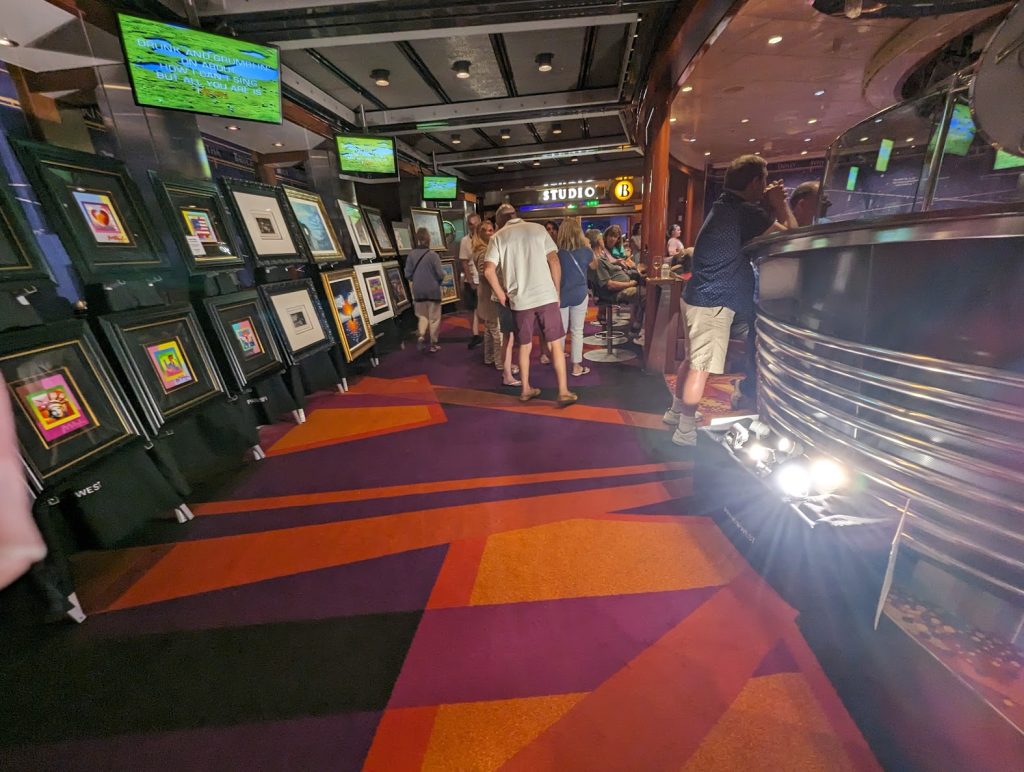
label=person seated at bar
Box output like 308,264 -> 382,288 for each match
604,225 -> 633,265
789,181 -> 830,227
666,223 -> 693,274
594,239 -> 645,338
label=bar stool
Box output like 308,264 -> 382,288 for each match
582,267 -> 627,347
584,272 -> 637,364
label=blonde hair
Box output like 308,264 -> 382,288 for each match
556,217 -> 586,251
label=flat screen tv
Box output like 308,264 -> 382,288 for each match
117,13 -> 281,124
336,135 -> 397,176
423,175 -> 458,200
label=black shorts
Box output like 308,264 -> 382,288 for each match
496,302 -> 515,334
464,283 -> 478,311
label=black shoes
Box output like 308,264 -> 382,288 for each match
467,335 -> 483,349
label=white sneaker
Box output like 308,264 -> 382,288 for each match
662,408 -> 703,425
672,414 -> 697,446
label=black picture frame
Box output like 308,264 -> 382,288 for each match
200,290 -> 285,391
0,156 -> 50,284
381,259 -> 411,313
98,304 -> 225,433
12,140 -> 170,283
220,178 -> 306,267
149,173 -> 245,275
361,205 -> 396,257
259,278 -> 336,364
0,319 -> 141,485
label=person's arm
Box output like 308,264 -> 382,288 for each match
587,248 -> 598,271
483,262 -> 506,307
546,250 -> 562,301
764,181 -> 797,232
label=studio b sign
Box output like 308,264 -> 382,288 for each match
540,184 -> 598,202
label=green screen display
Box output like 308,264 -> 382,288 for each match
846,166 -> 859,191
422,176 -> 458,200
336,136 -> 397,175
927,103 -> 976,158
994,149 -> 1024,171
117,13 -> 281,124
875,139 -> 894,172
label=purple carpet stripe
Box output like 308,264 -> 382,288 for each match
388,586 -> 719,707
0,712 -> 381,772
752,639 -> 801,678
613,496 -> 699,516
86,547 -> 446,637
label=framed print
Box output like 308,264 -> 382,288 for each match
0,320 -> 140,485
362,205 -> 396,257
259,279 -> 336,364
0,157 -> 49,283
337,199 -> 376,260
149,173 -> 245,274
382,259 -> 411,313
321,269 -> 375,362
282,185 -> 344,263
410,208 -> 447,253
99,304 -> 225,433
220,178 -> 303,266
439,258 -> 461,305
354,263 -> 395,324
200,290 -> 285,390
391,221 -> 412,254
12,140 -> 170,282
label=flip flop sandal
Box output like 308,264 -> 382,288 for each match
540,355 -> 551,364
571,367 -> 591,377
519,388 -> 542,402
503,378 -> 522,387
556,393 -> 579,408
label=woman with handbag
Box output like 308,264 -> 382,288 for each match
557,218 -> 597,377
404,227 -> 445,353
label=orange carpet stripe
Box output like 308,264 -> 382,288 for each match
266,404 -> 447,457
361,706 -> 437,772
426,538 -> 488,609
346,374 -> 437,398
102,479 -> 690,612
192,461 -> 691,516
503,571 -> 796,770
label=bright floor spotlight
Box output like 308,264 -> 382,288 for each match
748,419 -> 771,439
811,458 -> 847,494
776,463 -> 811,499
777,436 -> 793,453
746,442 -> 770,463
725,422 -> 750,451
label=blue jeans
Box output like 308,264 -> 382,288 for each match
559,297 -> 589,365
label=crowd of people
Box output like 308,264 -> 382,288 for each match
407,156 -> 826,430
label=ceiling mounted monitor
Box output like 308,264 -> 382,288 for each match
117,13 -> 282,124
422,175 -> 458,201
336,135 -> 397,176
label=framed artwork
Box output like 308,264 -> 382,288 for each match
410,208 -> 447,253
361,205 -> 396,257
282,186 -> 345,263
259,279 -> 336,364
381,259 -> 411,313
220,178 -> 303,266
99,305 -> 225,432
321,268 -> 375,362
391,221 -> 412,253
440,258 -> 461,305
0,320 -> 140,485
354,263 -> 395,324
0,156 -> 49,283
12,140 -> 170,282
149,173 -> 245,274
200,290 -> 285,391
337,199 -> 376,260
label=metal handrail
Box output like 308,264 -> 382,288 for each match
901,534 -> 1024,600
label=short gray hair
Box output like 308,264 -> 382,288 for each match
495,203 -> 517,228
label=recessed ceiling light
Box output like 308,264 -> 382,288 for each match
801,150 -> 808,155
807,118 -> 818,125
704,151 -> 711,156
0,36 -> 19,48
874,117 -> 883,123
451,134 -> 461,145
570,157 -> 579,163
859,136 -> 869,142
689,137 -> 697,142
453,60 -> 471,79
740,118 -> 749,124
497,164 -> 505,170
814,89 -> 825,96
681,85 -> 693,93
552,123 -> 562,135
804,137 -> 812,142
669,117 -> 677,123
768,35 -> 783,45
532,160 -> 541,166
906,137 -> 914,142
371,69 -> 390,87
272,142 -> 284,147
748,138 -> 756,143
226,125 -> 240,131
500,128 -> 511,140
535,53 -> 554,72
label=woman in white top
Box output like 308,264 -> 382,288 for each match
666,223 -> 685,257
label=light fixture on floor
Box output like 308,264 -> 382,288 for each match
371,69 -> 390,87
453,60 -> 471,79
535,53 -> 554,72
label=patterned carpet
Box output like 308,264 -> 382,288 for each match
0,313 -> 878,771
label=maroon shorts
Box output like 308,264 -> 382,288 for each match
512,301 -> 564,343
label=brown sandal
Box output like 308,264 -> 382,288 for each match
556,392 -> 579,408
519,388 -> 541,402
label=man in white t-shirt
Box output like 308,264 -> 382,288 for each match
483,204 -> 577,406
458,213 -> 482,349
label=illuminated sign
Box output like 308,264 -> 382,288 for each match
541,184 -> 598,202
612,179 -> 634,201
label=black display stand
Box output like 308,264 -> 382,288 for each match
248,373 -> 300,425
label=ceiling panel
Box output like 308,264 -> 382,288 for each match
586,23 -> 628,88
477,124 -> 536,146
434,130 -> 492,152
409,35 -> 508,101
504,28 -> 585,95
587,115 -> 625,137
317,43 -> 430,108
281,50 -> 370,110
534,119 -> 584,142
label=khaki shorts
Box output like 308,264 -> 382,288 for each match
683,302 -> 735,374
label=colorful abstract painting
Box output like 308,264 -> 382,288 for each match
231,318 -> 263,359
146,340 -> 194,392
72,190 -> 131,245
15,371 -> 93,445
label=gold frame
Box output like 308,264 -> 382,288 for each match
320,268 -> 376,362
283,185 -> 345,262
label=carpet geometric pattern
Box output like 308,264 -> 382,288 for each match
0,314 -> 879,771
